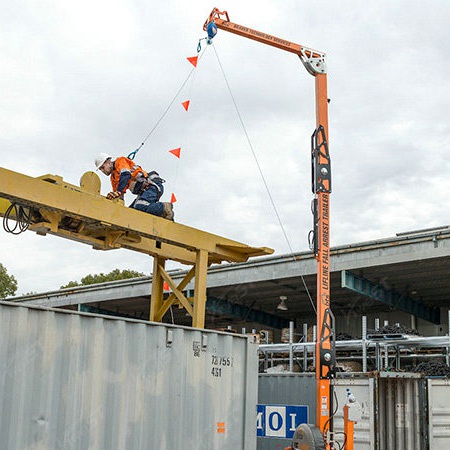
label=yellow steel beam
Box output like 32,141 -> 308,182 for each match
0,167 -> 273,265
0,167 -> 274,328
193,249 -> 209,328
153,266 -> 196,322
150,256 -> 165,322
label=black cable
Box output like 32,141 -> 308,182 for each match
3,203 -> 33,234
328,387 -> 348,450
320,387 -> 341,447
321,387 -> 338,432
333,432 -> 347,450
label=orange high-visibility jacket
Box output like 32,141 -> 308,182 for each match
110,157 -> 147,193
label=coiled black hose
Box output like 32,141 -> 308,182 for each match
3,203 -> 33,234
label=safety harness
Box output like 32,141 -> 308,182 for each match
130,170 -> 165,196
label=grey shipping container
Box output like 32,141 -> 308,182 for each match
333,373 -> 428,450
332,376 -> 376,450
0,301 -> 258,450
257,372 -> 431,450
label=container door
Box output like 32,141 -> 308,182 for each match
428,378 -> 450,449
332,377 -> 375,450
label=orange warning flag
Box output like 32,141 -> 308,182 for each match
181,100 -> 190,111
170,193 -> 177,203
187,56 -> 198,67
169,147 -> 181,158
163,281 -> 170,291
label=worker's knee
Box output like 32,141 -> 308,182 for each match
134,201 -> 164,217
140,184 -> 163,203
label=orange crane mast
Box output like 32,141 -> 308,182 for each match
203,8 -> 334,449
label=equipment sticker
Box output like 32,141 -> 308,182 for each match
210,354 -> 233,378
257,404 -> 308,439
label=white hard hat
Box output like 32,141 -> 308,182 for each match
94,152 -> 112,170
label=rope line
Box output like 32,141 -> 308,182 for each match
212,43 -> 316,314
131,46 -> 209,160
171,48 -> 204,197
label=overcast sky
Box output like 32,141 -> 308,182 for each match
2,0 -> 450,295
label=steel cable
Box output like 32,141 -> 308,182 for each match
211,42 -> 316,313
129,46 -> 210,160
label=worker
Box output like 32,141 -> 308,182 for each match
94,152 -> 174,221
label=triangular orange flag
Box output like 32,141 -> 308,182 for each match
181,100 -> 190,111
187,56 -> 198,67
169,147 -> 181,158
163,281 -> 170,291
170,193 -> 177,203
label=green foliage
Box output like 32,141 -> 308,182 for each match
0,263 -> 18,298
60,269 -> 145,289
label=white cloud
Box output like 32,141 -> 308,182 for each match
1,0 -> 450,294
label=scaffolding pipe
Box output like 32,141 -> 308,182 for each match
289,321 -> 294,372
362,315 -> 367,372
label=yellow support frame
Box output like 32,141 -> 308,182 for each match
0,167 -> 273,328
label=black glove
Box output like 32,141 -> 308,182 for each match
107,191 -> 122,200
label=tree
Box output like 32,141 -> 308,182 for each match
0,263 -> 18,298
60,269 -> 145,289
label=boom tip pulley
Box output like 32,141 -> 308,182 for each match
300,47 -> 327,75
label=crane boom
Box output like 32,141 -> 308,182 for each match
203,8 -> 326,75
203,8 -> 334,449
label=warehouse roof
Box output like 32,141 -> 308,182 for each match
9,225 -> 450,329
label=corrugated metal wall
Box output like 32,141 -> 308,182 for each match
377,375 -> 426,450
333,374 -> 428,450
257,373 -> 449,450
333,377 -> 376,450
0,302 -> 258,450
428,379 -> 450,448
257,373 -> 432,450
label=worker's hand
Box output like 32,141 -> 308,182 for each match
107,191 -> 122,200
